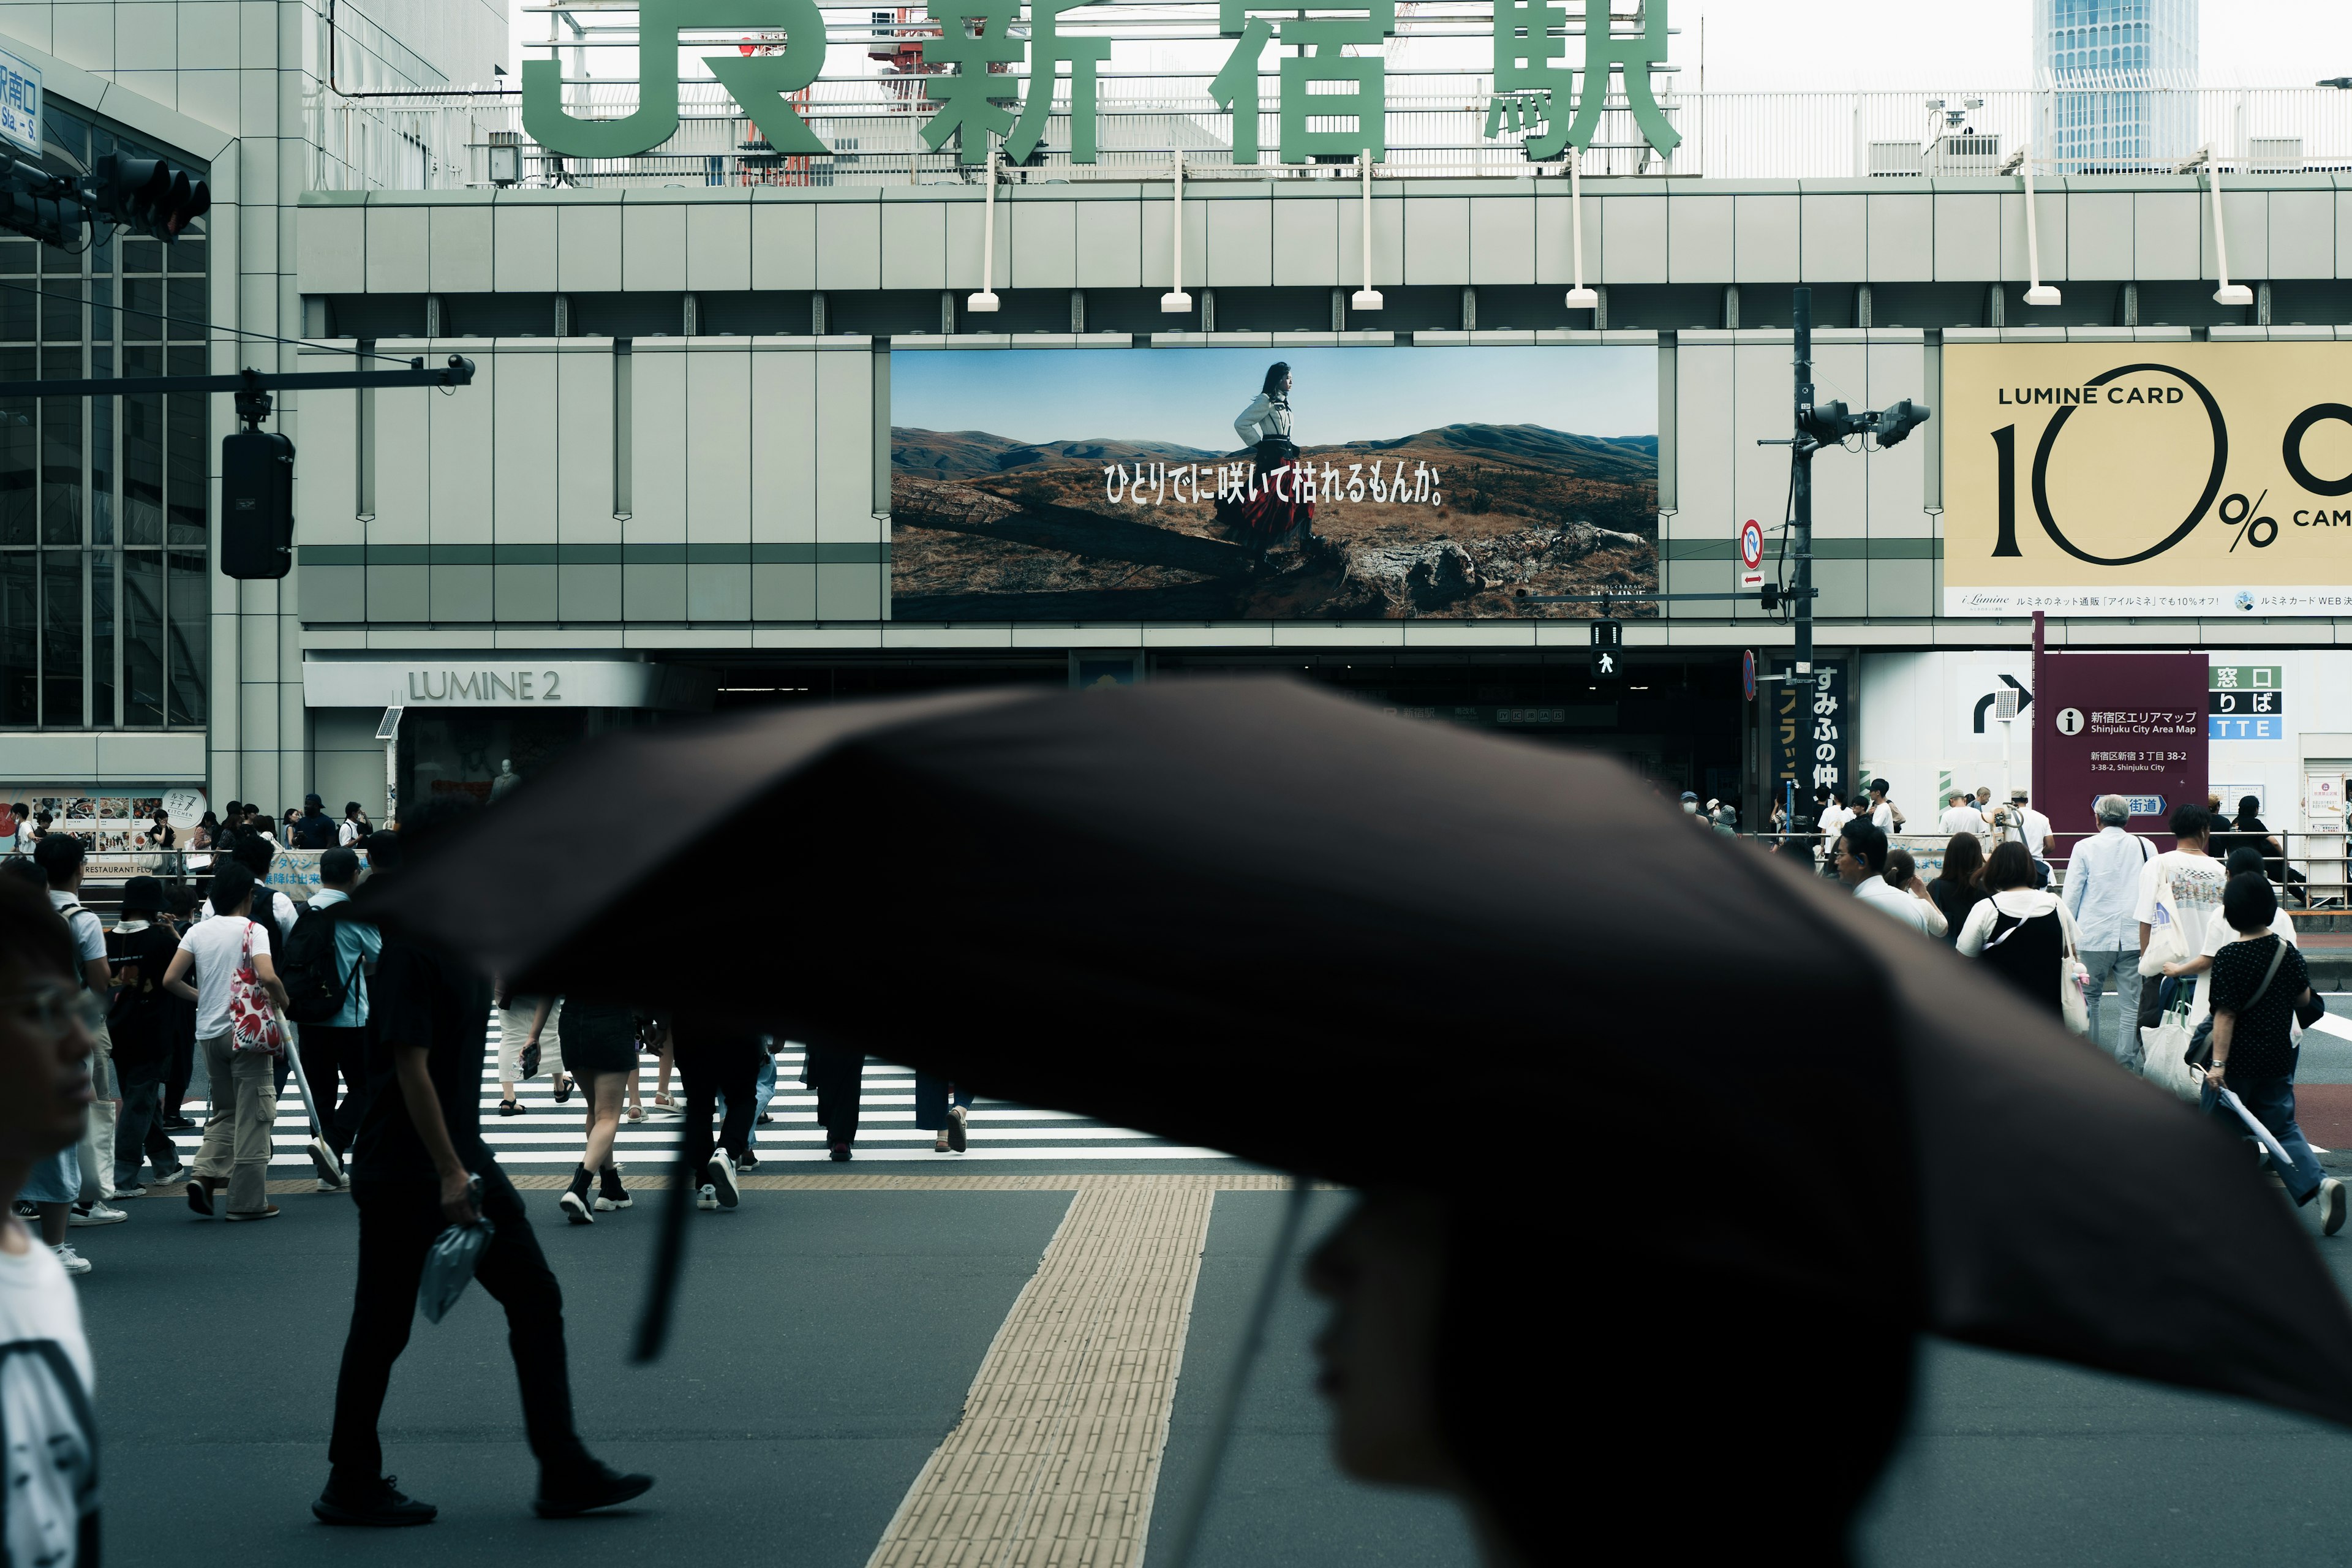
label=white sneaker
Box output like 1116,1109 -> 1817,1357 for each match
314,1175 -> 347,1193
51,1244 -> 90,1276
69,1202 -> 127,1227
705,1153 -> 739,1210
307,1136 -> 343,1186
2324,1178 -> 2348,1237
696,1183 -> 719,1212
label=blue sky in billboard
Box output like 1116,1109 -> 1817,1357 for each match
891,345 -> 1656,453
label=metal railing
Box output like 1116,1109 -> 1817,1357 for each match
307,82 -> 2352,192
1747,826 -> 2352,915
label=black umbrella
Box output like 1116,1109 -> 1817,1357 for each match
356,678 -> 2352,1555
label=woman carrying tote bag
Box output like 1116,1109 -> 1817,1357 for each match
1958,842 -> 2089,1032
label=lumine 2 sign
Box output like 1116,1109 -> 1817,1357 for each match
521,0 -> 1679,165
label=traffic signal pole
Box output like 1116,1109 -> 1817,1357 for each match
1792,285 -> 1817,686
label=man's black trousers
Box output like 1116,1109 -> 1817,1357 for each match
299,1023 -> 368,1157
671,1027 -> 764,1170
328,1160 -> 590,1483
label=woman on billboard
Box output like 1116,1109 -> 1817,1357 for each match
1221,361 -> 1321,556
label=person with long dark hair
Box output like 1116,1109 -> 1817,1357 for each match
1927,832 -> 1988,945
1217,360 -> 1321,555
1958,840 -> 2083,1022
2232,793 -> 2307,907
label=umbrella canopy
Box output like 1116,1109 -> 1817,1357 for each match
356,676 -> 2352,1434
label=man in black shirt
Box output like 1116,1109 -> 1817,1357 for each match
316,804 -> 652,1528
105,876 -> 179,1196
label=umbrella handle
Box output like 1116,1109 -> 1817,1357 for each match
1158,1177 -> 1312,1568
630,1133 -> 699,1363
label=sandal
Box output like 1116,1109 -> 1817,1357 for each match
499,1098 -> 523,1117
627,1104 -> 644,1122
554,1075 -> 573,1104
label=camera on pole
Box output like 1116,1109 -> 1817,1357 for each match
89,152 -> 210,240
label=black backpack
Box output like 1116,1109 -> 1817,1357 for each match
279,903 -> 351,1024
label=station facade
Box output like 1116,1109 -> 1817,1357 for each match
5,2 -> 2352,844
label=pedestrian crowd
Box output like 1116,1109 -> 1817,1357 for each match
1823,790 -> 2348,1241
0,786 -> 984,1558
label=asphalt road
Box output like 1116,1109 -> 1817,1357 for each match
74,1175 -> 1481,1567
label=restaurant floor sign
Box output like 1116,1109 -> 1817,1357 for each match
2037,652 -> 2208,839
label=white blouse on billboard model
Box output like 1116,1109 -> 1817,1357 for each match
1234,391 -> 1292,446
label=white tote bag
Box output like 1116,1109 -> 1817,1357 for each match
2136,871 -> 2189,978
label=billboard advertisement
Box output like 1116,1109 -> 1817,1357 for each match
2034,653 -> 2207,838
889,345 -> 1657,621
1943,342 -> 2352,616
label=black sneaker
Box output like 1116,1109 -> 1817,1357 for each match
706,1153 -> 739,1209
829,1144 -> 851,1163
533,1460 -> 654,1518
313,1472 -> 438,1527
159,1114 -> 195,1132
185,1178 -> 214,1218
737,1146 -> 760,1172
559,1189 -> 593,1224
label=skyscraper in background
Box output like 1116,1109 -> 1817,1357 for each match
2037,0 -> 2199,171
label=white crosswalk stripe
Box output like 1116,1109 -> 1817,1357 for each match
158,1021 -> 1223,1167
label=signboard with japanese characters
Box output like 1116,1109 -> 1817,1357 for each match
518,0 -> 1679,166
888,343 -> 1658,620
0,47 -> 39,159
2035,653 -> 2207,838
1944,342 -> 2352,616
2209,663 -> 2285,742
1769,660 -> 1849,812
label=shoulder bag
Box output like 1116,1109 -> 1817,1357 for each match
227,918 -> 287,1055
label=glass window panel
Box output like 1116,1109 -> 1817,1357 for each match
165,550 -> 205,725
40,551 -> 80,726
89,549 -> 111,726
39,398 -> 79,546
0,239 -> 35,275
40,345 -> 77,380
122,277 -> 161,340
88,231 -> 111,280
121,239 -> 160,276
123,391 -> 160,546
167,239 -> 205,275
0,347 -> 32,547
90,396 -> 111,546
121,550 -> 161,725
166,279 -> 202,341
167,346 -> 201,378
40,277 -> 79,341
0,285 -> 31,342
0,552 -> 32,723
166,395 -> 204,548
42,107 -> 88,168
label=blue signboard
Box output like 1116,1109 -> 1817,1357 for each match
0,48 -> 40,159
2209,715 -> 2283,741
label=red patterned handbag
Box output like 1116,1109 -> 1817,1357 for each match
227,919 -> 285,1055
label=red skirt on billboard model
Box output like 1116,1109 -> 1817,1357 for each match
1218,438 -> 1315,542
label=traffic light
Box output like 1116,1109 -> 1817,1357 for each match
1591,618 -> 1626,689
1871,398 -> 1931,448
90,152 -> 209,241
220,428 -> 295,579
1801,398 -> 1852,445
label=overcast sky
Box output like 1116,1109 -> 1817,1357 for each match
890,346 -> 1657,450
509,1 -> 2352,86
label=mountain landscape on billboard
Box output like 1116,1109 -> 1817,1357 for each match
889,421 -> 1659,621
892,429 -> 1226,480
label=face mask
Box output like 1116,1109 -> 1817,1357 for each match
1681,801 -> 1698,814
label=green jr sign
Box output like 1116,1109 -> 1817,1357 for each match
521,0 -> 1679,167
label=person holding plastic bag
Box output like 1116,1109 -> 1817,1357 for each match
2199,872 -> 2345,1235
2133,804 -> 2226,1044
315,801 -> 651,1529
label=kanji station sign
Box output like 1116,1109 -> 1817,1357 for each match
520,0 -> 1680,166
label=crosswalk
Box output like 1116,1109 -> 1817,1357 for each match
162,1023 -> 1226,1169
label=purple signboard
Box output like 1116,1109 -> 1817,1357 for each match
2034,653 -> 2208,840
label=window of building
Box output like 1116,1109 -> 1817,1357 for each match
0,100 -> 207,729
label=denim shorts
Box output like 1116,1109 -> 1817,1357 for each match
20,1147 -> 80,1204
